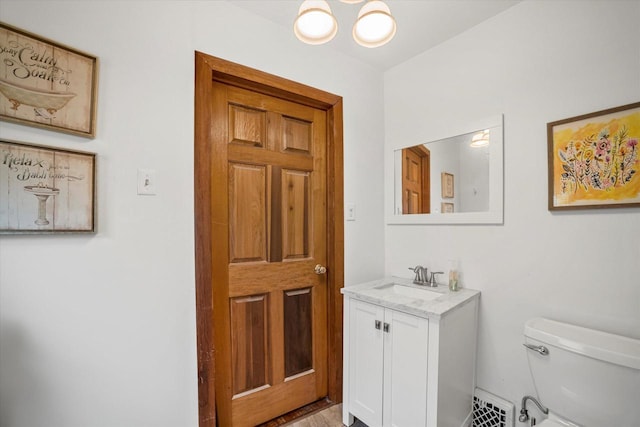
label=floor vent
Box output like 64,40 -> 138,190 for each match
472,388 -> 515,427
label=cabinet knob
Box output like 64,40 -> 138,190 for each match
383,323 -> 390,333
375,320 -> 381,330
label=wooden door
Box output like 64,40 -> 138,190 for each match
211,81 -> 328,426
195,53 -> 344,427
402,146 -> 430,214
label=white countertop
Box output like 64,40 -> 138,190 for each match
341,276 -> 480,319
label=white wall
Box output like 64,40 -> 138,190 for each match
429,137 -> 461,212
458,140 -> 490,213
384,0 -> 640,418
0,2 -> 385,426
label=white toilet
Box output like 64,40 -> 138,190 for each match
524,317 -> 640,427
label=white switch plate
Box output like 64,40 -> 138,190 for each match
346,203 -> 356,221
137,169 -> 156,195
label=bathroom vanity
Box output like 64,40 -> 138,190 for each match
342,277 -> 480,427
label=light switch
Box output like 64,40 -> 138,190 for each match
137,169 -> 156,195
346,203 -> 356,221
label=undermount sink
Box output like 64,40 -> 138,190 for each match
373,283 -> 443,301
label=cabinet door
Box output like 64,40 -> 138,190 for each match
349,299 -> 385,427
383,309 -> 429,427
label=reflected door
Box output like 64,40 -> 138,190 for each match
402,146 -> 430,214
212,82 -> 328,426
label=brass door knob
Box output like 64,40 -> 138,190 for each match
314,264 -> 327,274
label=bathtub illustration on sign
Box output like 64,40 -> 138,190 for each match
0,78 -> 76,117
24,183 -> 60,225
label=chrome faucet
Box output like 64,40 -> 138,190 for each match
427,271 -> 444,287
408,266 -> 428,285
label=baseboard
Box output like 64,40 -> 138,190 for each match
462,409 -> 473,427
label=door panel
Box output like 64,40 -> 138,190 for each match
283,288 -> 313,378
228,163 -> 268,263
282,116 -> 312,153
229,104 -> 267,147
282,169 -> 310,260
384,310 -> 429,427
214,82 -> 328,426
230,294 -> 269,396
349,299 -> 384,427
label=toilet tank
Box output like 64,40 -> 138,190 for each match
524,318 -> 640,427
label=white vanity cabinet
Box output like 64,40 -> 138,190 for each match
342,278 -> 480,427
348,299 -> 429,427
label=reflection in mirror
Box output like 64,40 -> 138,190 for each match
387,114 -> 503,225
394,128 -> 493,214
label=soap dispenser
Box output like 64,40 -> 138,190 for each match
448,259 -> 459,291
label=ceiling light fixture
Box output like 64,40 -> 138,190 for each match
470,130 -> 490,148
294,0 -> 396,48
294,0 -> 338,45
352,0 -> 396,48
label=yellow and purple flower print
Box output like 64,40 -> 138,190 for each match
558,125 -> 637,194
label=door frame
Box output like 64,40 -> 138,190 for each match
194,51 -> 344,427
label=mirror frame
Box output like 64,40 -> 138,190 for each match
386,114 -> 504,225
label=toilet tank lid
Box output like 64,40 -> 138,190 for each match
524,318 -> 640,370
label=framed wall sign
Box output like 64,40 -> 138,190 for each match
547,102 -> 640,210
0,139 -> 96,233
441,172 -> 454,198
441,202 -> 454,213
0,22 -> 98,138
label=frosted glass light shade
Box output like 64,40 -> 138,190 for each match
470,130 -> 490,147
353,0 -> 396,48
294,0 -> 338,45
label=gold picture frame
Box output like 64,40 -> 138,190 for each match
441,172 -> 454,198
547,102 -> 640,210
0,139 -> 96,233
0,22 -> 98,138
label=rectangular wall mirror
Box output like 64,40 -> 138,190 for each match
386,115 -> 503,225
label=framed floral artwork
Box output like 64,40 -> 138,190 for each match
547,102 -> 640,210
